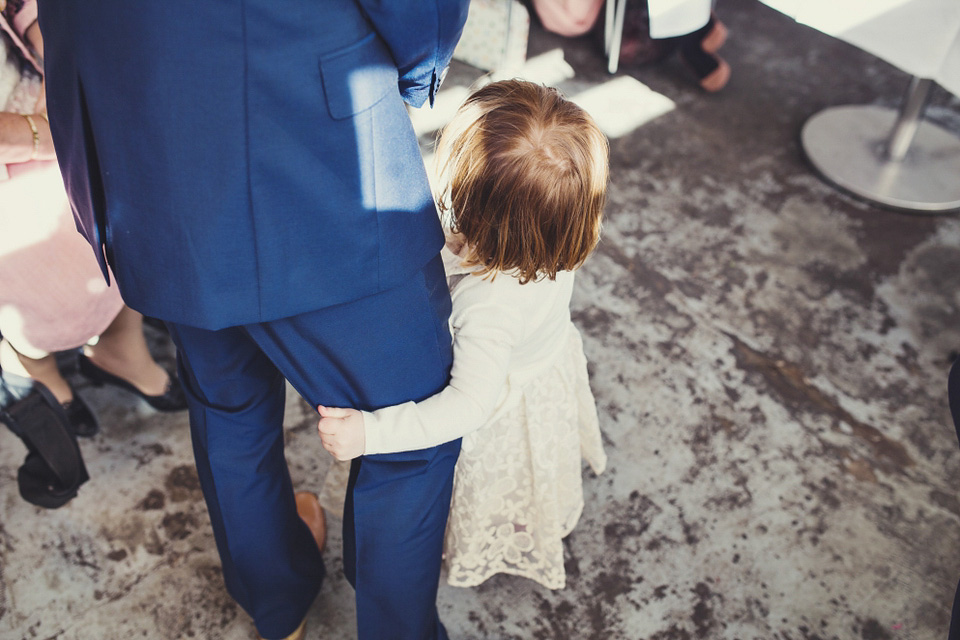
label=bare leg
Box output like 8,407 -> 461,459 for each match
0,337 -> 73,404
83,306 -> 169,396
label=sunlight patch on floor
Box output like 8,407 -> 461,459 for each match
571,75 -> 676,139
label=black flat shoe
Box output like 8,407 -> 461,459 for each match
77,354 -> 188,412
63,391 -> 100,437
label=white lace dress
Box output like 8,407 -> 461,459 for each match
320,242 -> 606,590
440,324 -> 606,589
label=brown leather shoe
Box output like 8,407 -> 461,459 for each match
295,491 -> 326,553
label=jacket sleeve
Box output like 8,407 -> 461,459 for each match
363,299 -> 524,455
356,0 -> 469,107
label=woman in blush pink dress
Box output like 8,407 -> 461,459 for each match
0,0 -> 185,506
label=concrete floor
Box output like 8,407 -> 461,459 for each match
3,1 -> 960,638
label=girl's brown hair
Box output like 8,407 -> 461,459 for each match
436,80 -> 609,283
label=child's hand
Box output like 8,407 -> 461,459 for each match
317,405 -> 365,461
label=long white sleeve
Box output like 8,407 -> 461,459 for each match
362,299 -> 524,455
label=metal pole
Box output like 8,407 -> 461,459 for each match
884,76 -> 934,162
604,0 -> 614,55
608,0 -> 627,74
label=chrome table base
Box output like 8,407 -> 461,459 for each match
800,77 -> 960,214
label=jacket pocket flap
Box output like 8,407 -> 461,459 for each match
319,33 -> 398,120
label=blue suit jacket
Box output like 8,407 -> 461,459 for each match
38,0 -> 469,330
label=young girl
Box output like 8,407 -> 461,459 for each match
317,79 -> 609,590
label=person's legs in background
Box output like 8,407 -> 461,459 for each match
675,11 -> 730,91
81,305 -> 172,399
0,333 -> 101,438
0,337 -> 73,403
78,306 -> 186,411
1,304 -> 186,429
603,1 -> 732,91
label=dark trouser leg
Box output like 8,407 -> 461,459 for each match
165,323 -> 324,639
245,255 -> 457,640
950,579 -> 960,639
344,442 -> 460,640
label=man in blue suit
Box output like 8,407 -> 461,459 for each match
37,2 -> 469,638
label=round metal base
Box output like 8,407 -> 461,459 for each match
801,105 -> 960,214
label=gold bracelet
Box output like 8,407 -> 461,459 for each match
22,114 -> 39,160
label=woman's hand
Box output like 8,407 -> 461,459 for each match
0,111 -> 54,164
317,405 -> 366,461
0,19 -> 53,164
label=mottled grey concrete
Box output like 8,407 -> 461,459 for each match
3,1 -> 960,638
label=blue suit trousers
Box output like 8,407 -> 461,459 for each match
166,255 -> 458,639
